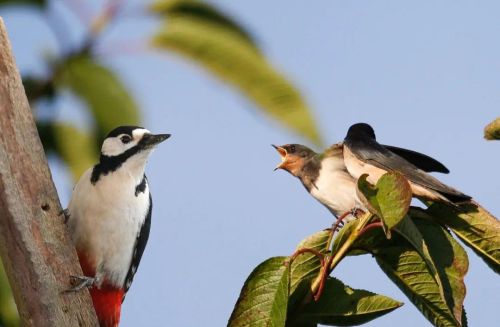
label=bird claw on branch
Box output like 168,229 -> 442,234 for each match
65,275 -> 96,292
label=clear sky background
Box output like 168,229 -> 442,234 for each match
2,1 -> 499,326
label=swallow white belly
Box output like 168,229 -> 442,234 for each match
310,156 -> 361,219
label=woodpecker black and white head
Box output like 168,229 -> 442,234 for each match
66,126 -> 170,327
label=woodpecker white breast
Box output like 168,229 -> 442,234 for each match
67,126 -> 170,295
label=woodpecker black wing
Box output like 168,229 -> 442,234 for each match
345,137 -> 471,202
122,192 -> 152,301
383,145 -> 449,174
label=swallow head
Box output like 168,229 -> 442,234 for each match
272,144 -> 316,176
346,123 -> 376,141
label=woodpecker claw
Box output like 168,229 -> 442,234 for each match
65,275 -> 95,292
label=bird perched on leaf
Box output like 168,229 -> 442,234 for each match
273,130 -> 451,220
65,126 -> 170,327
343,123 -> 471,204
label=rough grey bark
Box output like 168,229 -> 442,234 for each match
0,18 -> 98,326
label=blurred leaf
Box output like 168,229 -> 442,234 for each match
150,0 -> 257,48
0,260 -> 19,327
425,201 -> 500,273
374,217 -> 468,327
484,117 -> 500,140
292,277 -> 402,326
228,257 -> 289,327
150,3 -> 322,146
22,76 -> 55,102
54,55 -> 141,142
0,0 -> 45,8
356,172 -> 411,238
37,122 -> 98,179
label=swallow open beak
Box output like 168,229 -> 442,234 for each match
271,144 -> 288,171
141,133 -> 171,149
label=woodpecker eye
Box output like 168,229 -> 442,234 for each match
120,135 -> 132,144
290,145 -> 296,153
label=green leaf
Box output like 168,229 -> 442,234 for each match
484,117 -> 500,140
150,0 -> 257,48
287,230 -> 330,312
150,3 -> 322,146
292,277 -> 402,326
393,216 -> 445,305
228,257 -> 289,327
289,230 -> 330,293
331,219 -> 359,255
425,201 -> 500,273
376,172 -> 412,235
356,172 -> 412,238
0,0 -> 45,8
38,122 -> 98,180
356,174 -> 380,215
411,215 -> 468,326
54,56 -> 141,142
373,217 -> 468,327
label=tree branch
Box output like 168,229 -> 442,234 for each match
0,18 -> 98,326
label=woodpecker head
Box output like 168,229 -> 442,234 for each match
96,126 -> 170,176
101,126 -> 169,156
272,144 -> 316,177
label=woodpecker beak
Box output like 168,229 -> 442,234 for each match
141,133 -> 171,149
272,144 -> 288,171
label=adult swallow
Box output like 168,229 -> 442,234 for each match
273,140 -> 450,219
343,123 -> 471,204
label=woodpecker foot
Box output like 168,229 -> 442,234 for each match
66,275 -> 96,292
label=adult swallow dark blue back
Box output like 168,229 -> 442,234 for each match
343,123 -> 471,204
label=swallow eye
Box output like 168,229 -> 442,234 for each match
290,145 -> 296,153
120,135 -> 132,144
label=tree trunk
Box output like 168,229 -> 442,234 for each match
0,18 -> 98,326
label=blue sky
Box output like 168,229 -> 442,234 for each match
2,1 -> 499,326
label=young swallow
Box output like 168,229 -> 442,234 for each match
273,143 -> 362,220
273,141 -> 450,220
343,123 -> 471,204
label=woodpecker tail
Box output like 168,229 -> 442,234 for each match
77,251 -> 125,327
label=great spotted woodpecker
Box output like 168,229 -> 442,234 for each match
66,126 -> 170,327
